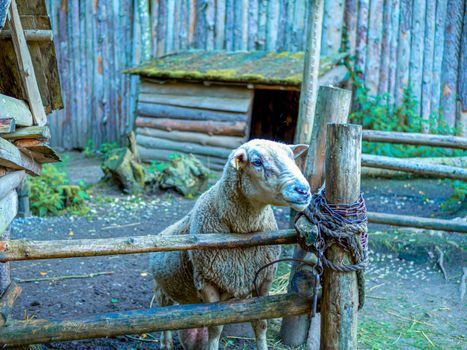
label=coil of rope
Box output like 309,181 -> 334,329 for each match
295,187 -> 368,309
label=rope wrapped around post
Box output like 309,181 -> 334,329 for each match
295,187 -> 368,309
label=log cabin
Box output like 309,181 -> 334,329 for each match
127,50 -> 348,170
0,0 -> 62,302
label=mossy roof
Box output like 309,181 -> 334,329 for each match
126,51 -> 347,86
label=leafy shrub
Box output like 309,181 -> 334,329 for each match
441,180 -> 467,211
83,139 -> 119,159
28,164 -> 90,217
347,65 -> 464,158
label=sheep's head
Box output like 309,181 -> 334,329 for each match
229,139 -> 311,211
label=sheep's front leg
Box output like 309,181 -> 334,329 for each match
200,283 -> 223,350
252,278 -> 273,350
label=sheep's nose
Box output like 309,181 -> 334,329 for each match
294,184 -> 310,197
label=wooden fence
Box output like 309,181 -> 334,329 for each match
46,0 -> 466,149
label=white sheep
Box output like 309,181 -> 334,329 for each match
150,139 -> 311,350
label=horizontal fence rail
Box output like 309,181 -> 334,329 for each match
1,218 -> 466,263
0,230 -> 296,262
362,130 -> 467,150
367,213 -> 467,233
0,293 -> 312,346
361,154 -> 467,181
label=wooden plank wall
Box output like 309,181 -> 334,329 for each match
45,0 -> 465,149
45,0 -> 140,149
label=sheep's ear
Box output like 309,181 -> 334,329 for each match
230,148 -> 248,170
289,144 -> 309,159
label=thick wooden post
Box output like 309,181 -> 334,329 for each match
321,124 -> 362,349
281,87 -> 352,347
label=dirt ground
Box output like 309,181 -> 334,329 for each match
8,152 -> 467,349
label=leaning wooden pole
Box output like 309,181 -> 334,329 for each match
321,124 -> 362,349
281,86 -> 352,346
293,0 -> 324,155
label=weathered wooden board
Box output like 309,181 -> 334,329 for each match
0,191 -> 17,234
137,102 -> 248,122
0,29 -> 53,41
0,137 -> 41,175
0,94 -> 33,126
0,118 -> 15,133
20,144 -> 60,164
7,0 -> 47,126
135,117 -> 247,137
136,127 -> 244,148
140,80 -> 254,99
138,93 -> 252,113
0,170 -> 25,200
136,134 -> 231,158
2,125 -> 50,140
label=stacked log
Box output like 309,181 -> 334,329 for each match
135,80 -> 253,171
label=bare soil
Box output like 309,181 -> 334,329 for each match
8,152 -> 466,349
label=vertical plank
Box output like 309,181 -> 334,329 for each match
377,0 -> 392,97
138,0 -> 152,61
166,0 -> 175,52
440,0 -> 463,128
239,0 -> 248,50
355,0 -> 369,79
173,0 -> 182,51
343,0 -> 358,56
215,0 -> 226,49
256,0 -> 267,50
365,0 -> 384,96
266,0 -> 280,51
204,0 -> 215,50
8,0 -> 47,126
150,0 -> 159,56
321,123 -> 362,350
431,0 -> 448,122
276,0 -> 287,51
409,0 -> 426,116
387,0 -> 400,105
157,0 -> 166,55
458,1 -> 467,136
291,0 -> 306,51
321,0 -> 345,55
421,0 -> 436,132
395,0 -> 412,104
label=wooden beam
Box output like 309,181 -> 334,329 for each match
136,117 -> 247,137
1,125 -> 51,140
0,137 -> 41,175
362,130 -> 467,150
0,293 -> 312,346
0,229 -> 296,263
7,0 -> 47,126
362,154 -> 467,181
0,282 -> 21,327
0,118 -> 15,133
321,123 -> 362,349
0,29 -> 53,42
0,94 -> 33,127
20,144 -> 61,164
13,139 -> 43,148
368,212 -> 467,233
0,170 -> 25,200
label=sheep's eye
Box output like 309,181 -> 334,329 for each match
251,159 -> 263,167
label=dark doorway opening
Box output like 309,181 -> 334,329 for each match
249,89 -> 300,144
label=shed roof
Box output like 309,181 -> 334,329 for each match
127,51 -> 347,86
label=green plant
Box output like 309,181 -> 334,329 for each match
441,180 -> 467,211
98,142 -> 119,158
28,164 -> 90,217
347,65 -> 464,158
83,139 -> 95,158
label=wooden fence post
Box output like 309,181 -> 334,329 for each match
281,87 -> 351,347
320,123 -> 362,349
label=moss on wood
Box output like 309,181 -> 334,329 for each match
126,51 -> 348,86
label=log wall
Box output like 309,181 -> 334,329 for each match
46,0 -> 466,149
135,80 -> 252,169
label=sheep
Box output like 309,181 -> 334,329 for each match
150,139 -> 312,350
